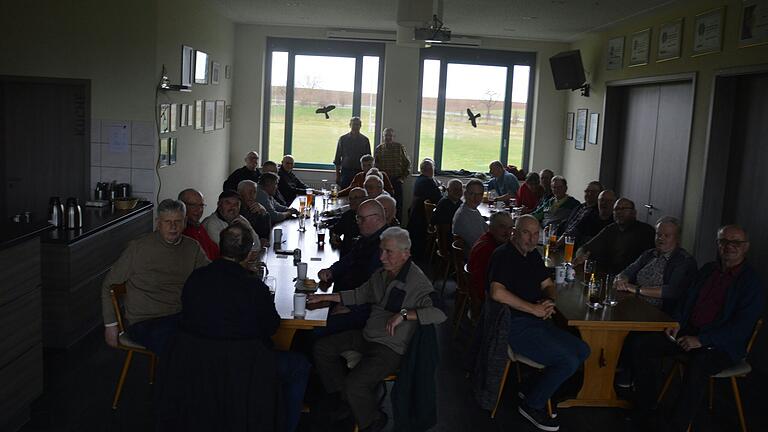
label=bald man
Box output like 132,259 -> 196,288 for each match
329,187 -> 367,256
179,188 -> 220,260
278,155 -> 308,204
223,151 -> 261,192
375,194 -> 398,226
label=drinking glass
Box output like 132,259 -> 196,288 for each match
299,196 -> 307,213
587,277 -> 603,309
584,259 -> 596,284
321,179 -> 328,195
316,226 -> 326,245
306,188 -> 314,207
331,183 -> 339,199
298,209 -> 306,232
603,274 -> 618,306
563,236 -> 575,263
264,275 -> 276,297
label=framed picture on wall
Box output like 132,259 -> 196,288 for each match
159,104 -> 170,134
739,0 -> 768,48
170,104 -> 178,132
195,50 -> 209,84
169,137 -> 177,165
692,7 -> 725,56
565,112 -> 575,140
225,105 -> 232,122
211,62 -> 220,85
159,138 -> 169,167
628,28 -> 651,66
657,19 -> 684,62
204,100 -> 215,132
194,100 -> 203,130
181,45 -> 194,87
575,108 -> 588,151
588,113 -> 600,145
215,100 -> 225,129
606,36 -> 625,70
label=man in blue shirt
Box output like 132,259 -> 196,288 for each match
487,160 -> 520,201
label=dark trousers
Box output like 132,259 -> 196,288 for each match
314,330 -> 401,428
506,316 -> 590,410
276,351 -> 311,432
340,168 -> 357,189
127,313 -> 181,356
391,177 -> 404,222
631,332 -> 733,431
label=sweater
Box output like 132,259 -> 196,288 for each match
200,211 -> 259,250
101,231 -> 210,325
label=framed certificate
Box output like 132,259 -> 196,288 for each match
606,37 -> 625,70
693,7 -> 725,56
588,113 -> 600,145
657,19 -> 684,62
628,28 -> 651,67
204,100 -> 215,132
215,100 -> 225,130
739,0 -> 768,48
575,109 -> 588,151
565,112 -> 575,140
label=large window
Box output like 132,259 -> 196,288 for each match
263,39 -> 385,169
416,47 -> 535,173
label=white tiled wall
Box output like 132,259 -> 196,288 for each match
90,119 -> 158,203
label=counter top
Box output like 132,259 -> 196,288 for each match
41,201 -> 154,245
0,221 -> 54,251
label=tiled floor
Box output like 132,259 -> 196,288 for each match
20,279 -> 768,432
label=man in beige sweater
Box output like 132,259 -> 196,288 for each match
101,199 -> 209,354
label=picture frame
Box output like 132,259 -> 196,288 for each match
204,100 -> 215,132
215,100 -> 225,129
693,7 -> 725,56
588,112 -> 600,145
169,104 -> 178,132
169,137 -> 177,165
575,108 -> 588,151
159,138 -> 169,167
739,0 -> 768,48
657,19 -> 684,62
606,36 -> 625,70
194,100 -> 203,130
211,62 -> 220,85
195,50 -> 209,84
565,112 -> 575,140
179,104 -> 188,127
225,65 -> 231,79
181,45 -> 194,87
628,28 -> 651,67
225,105 -> 232,123
159,104 -> 170,134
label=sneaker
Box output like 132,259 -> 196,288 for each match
518,403 -> 560,431
517,391 -> 557,418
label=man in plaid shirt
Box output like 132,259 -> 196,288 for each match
374,128 -> 410,221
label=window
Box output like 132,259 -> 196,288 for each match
416,47 -> 535,173
263,39 -> 385,169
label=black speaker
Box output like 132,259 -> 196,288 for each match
549,50 -> 586,90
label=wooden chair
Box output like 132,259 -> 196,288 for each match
435,224 -> 455,296
424,200 -> 437,265
491,346 -> 553,419
450,239 -> 470,338
109,283 -> 158,409
657,319 -> 763,432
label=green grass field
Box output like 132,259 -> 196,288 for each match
268,104 -> 524,172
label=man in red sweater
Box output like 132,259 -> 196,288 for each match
179,188 -> 220,260
468,211 -> 514,305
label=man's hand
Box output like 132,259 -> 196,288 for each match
572,252 -> 588,268
318,268 -> 333,282
307,293 -> 340,304
664,327 -> 680,340
677,336 -> 702,351
105,326 -> 119,348
248,201 -> 266,215
386,313 -> 404,336
615,279 -> 637,293
530,299 -> 555,319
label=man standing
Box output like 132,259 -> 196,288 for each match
334,117 -> 371,188
556,181 -> 603,247
278,155 -> 308,204
630,225 -> 765,432
531,176 -> 580,231
201,190 -> 259,249
255,172 -> 299,224
310,227 -> 446,432
223,151 -> 260,192
468,211 -> 514,304
101,199 -> 210,355
487,215 -> 590,431
452,179 -> 489,254
236,180 -> 271,247
487,160 -> 519,201
574,197 -> 655,275
374,128 -> 410,220
178,188 -> 219,260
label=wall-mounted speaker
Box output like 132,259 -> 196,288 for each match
549,50 -> 587,91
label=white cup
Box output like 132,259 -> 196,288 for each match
555,265 -> 566,284
293,293 -> 306,316
273,228 -> 283,246
297,262 -> 308,280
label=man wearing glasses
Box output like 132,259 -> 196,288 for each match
629,225 -> 765,432
179,188 -> 219,260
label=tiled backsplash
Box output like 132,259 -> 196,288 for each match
90,119 -> 158,203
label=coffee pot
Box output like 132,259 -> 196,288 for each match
48,196 -> 65,227
94,182 -> 110,201
65,197 -> 82,229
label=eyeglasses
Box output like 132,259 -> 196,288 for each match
355,214 -> 377,222
717,239 -> 748,247
185,203 -> 207,208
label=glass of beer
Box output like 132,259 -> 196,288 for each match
546,226 -> 557,260
331,184 -> 338,199
316,225 -> 326,246
603,274 -> 618,306
306,188 -> 314,207
584,259 -> 596,284
563,236 -> 575,263
587,275 -> 603,309
299,196 -> 307,213
543,225 -> 552,259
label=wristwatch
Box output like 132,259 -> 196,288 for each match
399,308 -> 408,321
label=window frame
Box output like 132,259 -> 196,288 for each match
414,46 -> 537,173
262,38 -> 386,170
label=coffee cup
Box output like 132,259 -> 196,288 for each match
273,228 -> 283,246
297,262 -> 308,280
294,293 -> 306,316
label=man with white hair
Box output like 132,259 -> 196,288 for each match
223,151 -> 261,192
310,227 -> 446,432
487,160 -> 519,201
433,179 -> 464,248
237,180 -> 271,247
339,154 -> 394,197
329,187 -> 367,256
363,175 -> 386,199
201,190 -> 260,249
277,154 -> 308,204
375,194 -> 398,226
452,179 -> 489,254
407,158 -> 443,262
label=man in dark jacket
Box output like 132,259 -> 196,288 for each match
629,225 -> 765,432
329,187 -> 367,256
223,151 -> 260,191
277,155 -> 308,204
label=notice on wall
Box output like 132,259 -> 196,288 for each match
108,123 -> 129,153
606,37 -> 625,70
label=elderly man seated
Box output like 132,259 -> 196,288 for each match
452,179 -> 488,254
406,158 -> 443,262
277,154 -> 308,204
483,215 -> 589,431
329,187 -> 367,256
539,169 -> 554,203
375,194 -> 398,227
202,190 -> 259,249
531,175 -> 579,231
363,175 -> 388,199
516,172 -> 543,214
223,151 -> 260,191
236,180 -> 271,247
433,179 -> 464,248
339,154 -> 394,197
256,172 -> 299,223
101,199 -> 210,355
261,160 -> 288,205
487,160 -> 519,201
178,188 -> 219,260
310,227 -> 446,432
555,181 -> 603,247
629,225 -> 765,432
573,197 -> 655,275
468,211 -> 514,305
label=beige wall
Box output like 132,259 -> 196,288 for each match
562,0 -> 768,248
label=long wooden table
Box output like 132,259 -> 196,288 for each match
266,196 -> 347,350
554,282 -> 677,408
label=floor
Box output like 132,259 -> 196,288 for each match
20,277 -> 768,432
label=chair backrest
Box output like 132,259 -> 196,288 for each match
451,240 -> 468,290
436,224 -> 452,256
109,283 -> 128,333
424,200 -> 436,227
746,318 -> 763,355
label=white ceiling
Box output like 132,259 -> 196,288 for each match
206,0 -> 681,42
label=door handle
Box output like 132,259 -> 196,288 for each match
643,204 -> 655,210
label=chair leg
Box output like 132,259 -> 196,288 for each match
708,377 -> 714,410
730,377 -> 748,432
657,362 -> 680,403
491,360 -> 512,419
515,362 -> 522,384
452,292 -> 469,338
149,353 -> 157,384
440,259 -> 453,297
546,399 -> 553,418
112,350 -> 134,409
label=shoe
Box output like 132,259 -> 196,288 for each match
360,411 -> 388,432
615,369 -> 633,389
518,403 -> 560,431
517,391 -> 557,419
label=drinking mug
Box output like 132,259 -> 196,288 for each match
294,293 -> 306,316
